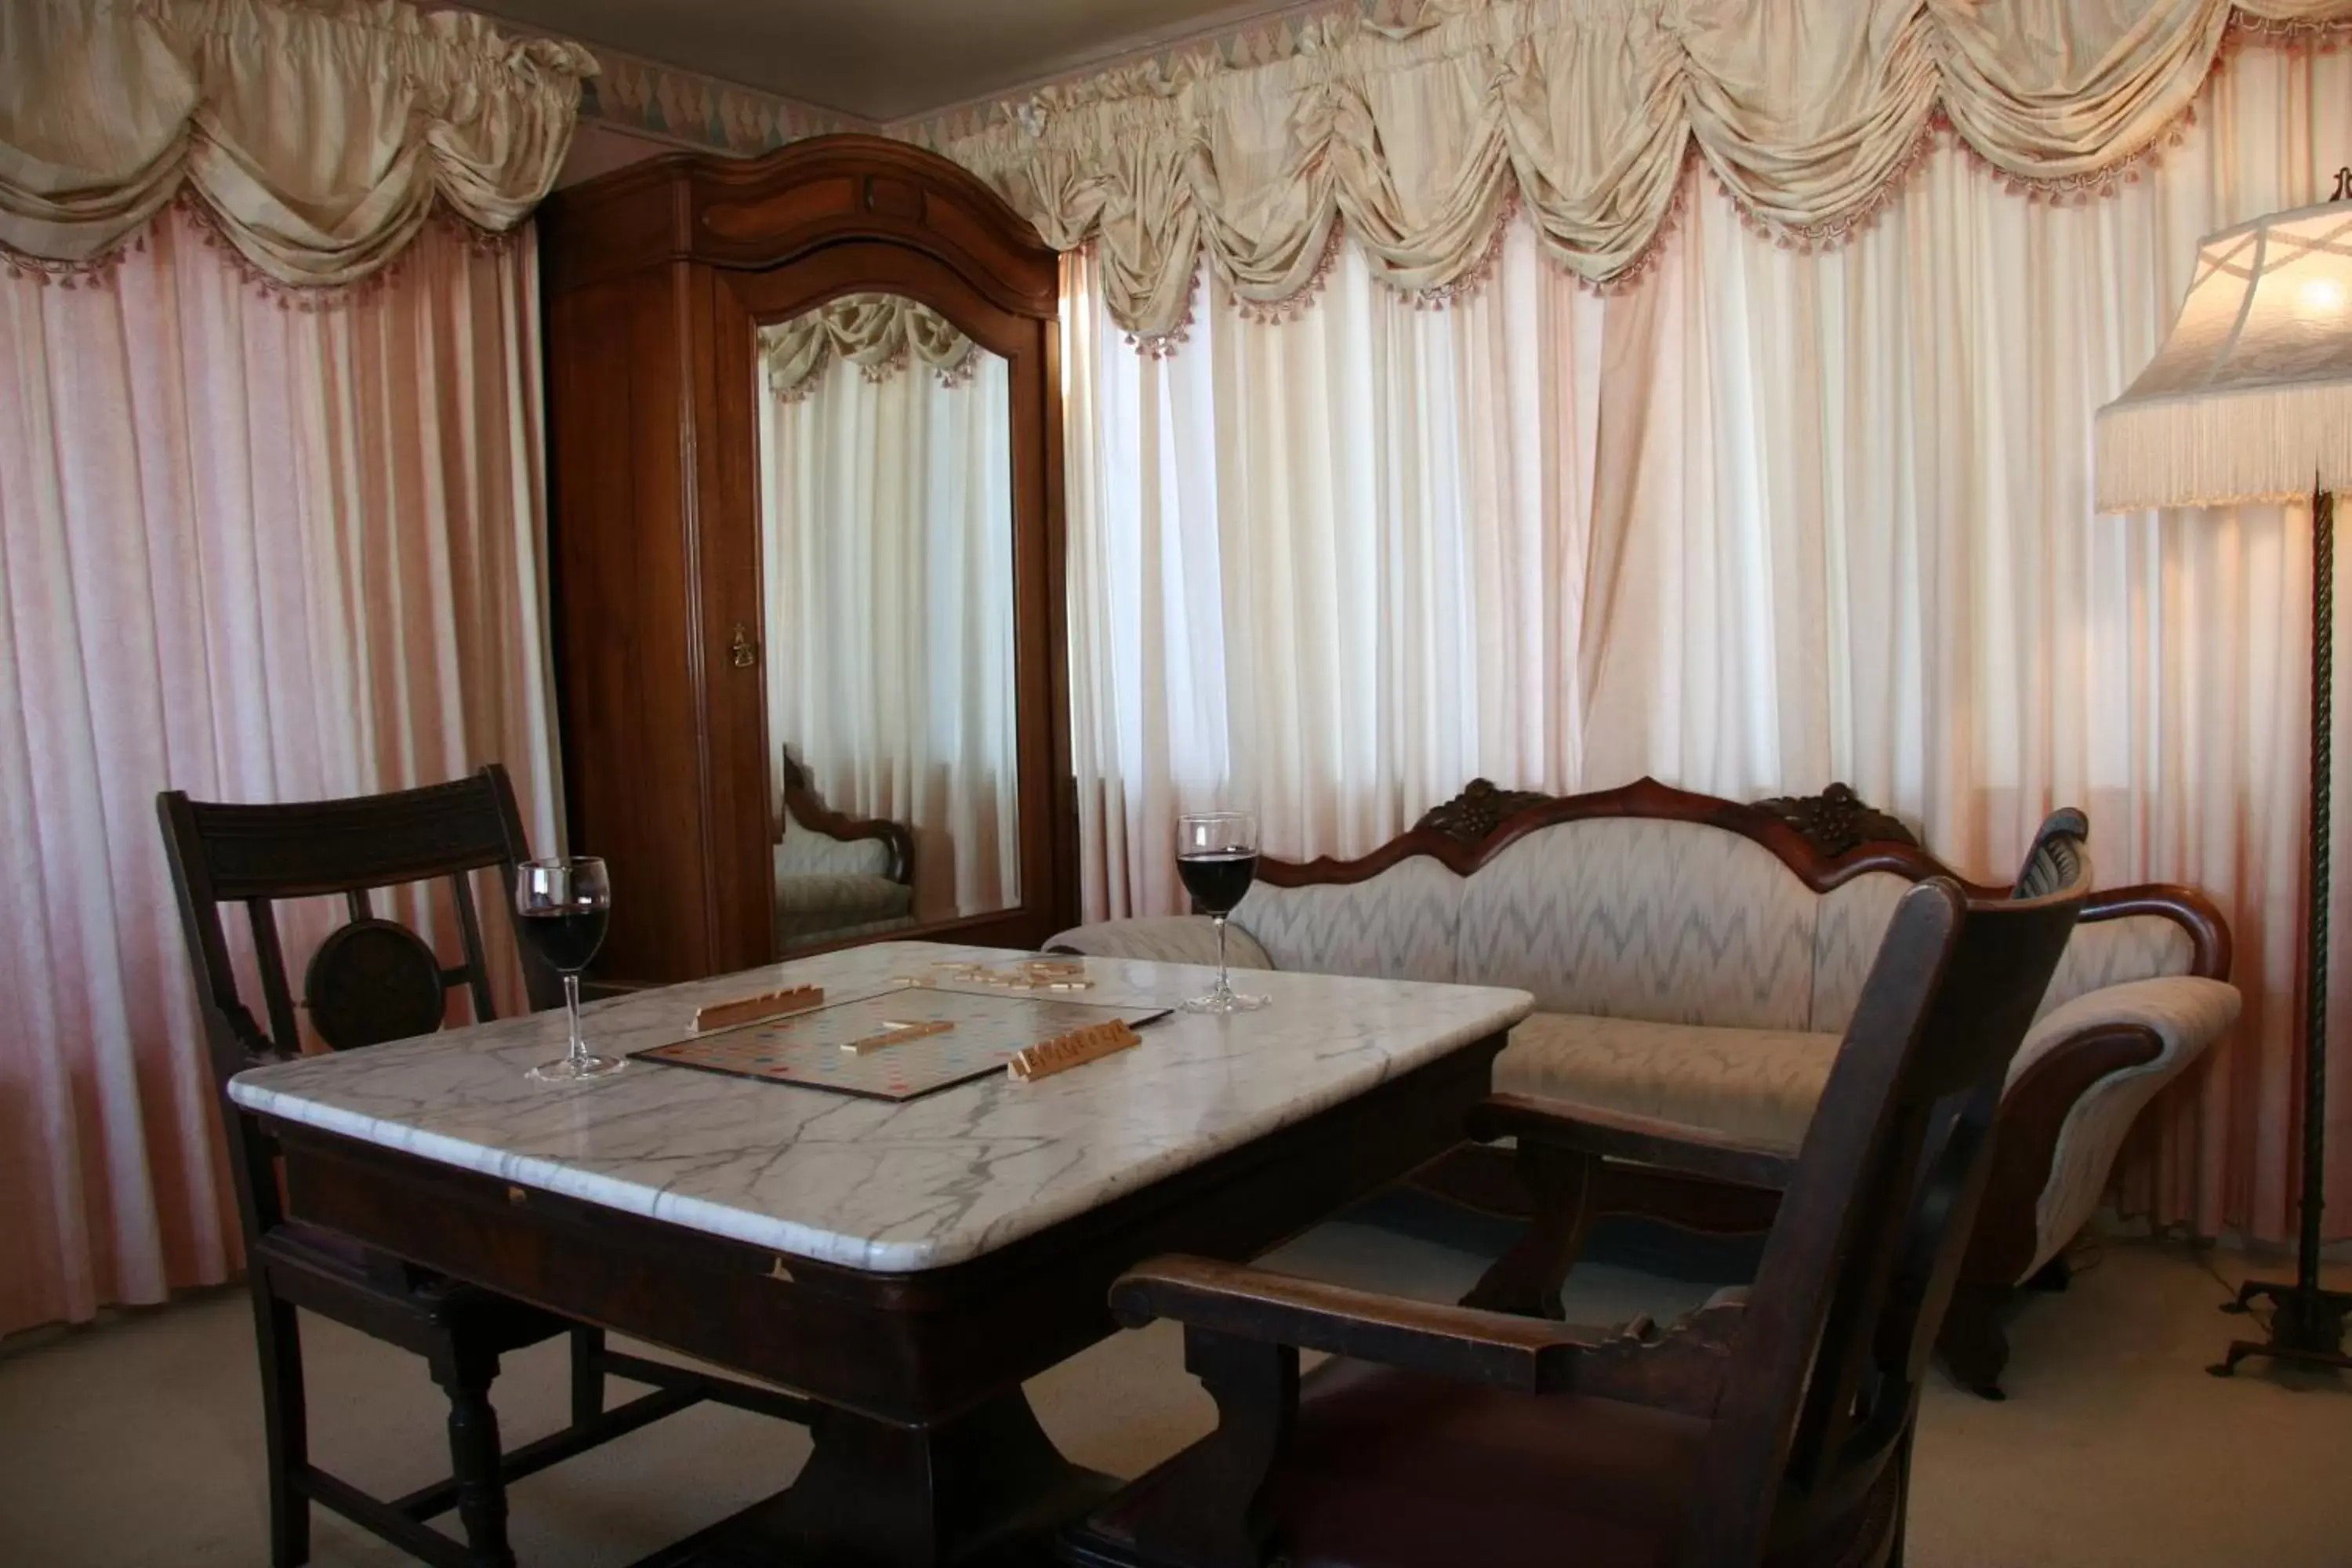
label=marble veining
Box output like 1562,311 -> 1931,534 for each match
229,942 -> 1533,1274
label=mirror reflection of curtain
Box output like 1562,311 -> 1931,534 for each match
759,303 -> 1018,923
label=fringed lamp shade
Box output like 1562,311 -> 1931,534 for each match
2094,200 -> 2352,512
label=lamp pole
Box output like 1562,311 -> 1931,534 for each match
2214,478 -> 2352,1374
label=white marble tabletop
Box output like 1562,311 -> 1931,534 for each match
229,942 -> 1533,1275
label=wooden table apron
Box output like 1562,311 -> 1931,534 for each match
265,1028 -> 1511,1566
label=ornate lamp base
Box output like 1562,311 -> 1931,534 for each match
2211,1279 -> 2352,1376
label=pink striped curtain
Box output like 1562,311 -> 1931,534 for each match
0,209 -> 562,1336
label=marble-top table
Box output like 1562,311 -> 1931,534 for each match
231,940 -> 1532,1274
234,941 -> 1533,1566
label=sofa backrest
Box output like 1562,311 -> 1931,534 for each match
1233,857 -> 1463,984
1806,871 -> 2198,1030
1235,779 -> 2229,1029
1451,819 -> 1820,1029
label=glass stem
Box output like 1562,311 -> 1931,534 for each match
564,972 -> 586,1063
1214,914 -> 1230,996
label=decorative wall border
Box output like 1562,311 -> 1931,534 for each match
568,39 -> 869,154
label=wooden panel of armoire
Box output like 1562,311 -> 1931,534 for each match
543,258 -> 726,986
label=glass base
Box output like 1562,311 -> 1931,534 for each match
528,1053 -> 626,1083
1180,988 -> 1270,1014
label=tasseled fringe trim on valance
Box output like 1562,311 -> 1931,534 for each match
1108,15 -> 2352,359
1231,220 -> 1345,324
1124,284 -> 1199,358
2094,383 -> 2352,511
1406,188 -> 1519,311
0,192 -> 517,310
770,339 -> 985,401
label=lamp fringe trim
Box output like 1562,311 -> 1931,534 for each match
2094,384 -> 2352,510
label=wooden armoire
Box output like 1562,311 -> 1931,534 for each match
536,136 -> 1079,988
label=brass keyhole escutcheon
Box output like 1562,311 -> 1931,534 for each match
729,622 -> 758,669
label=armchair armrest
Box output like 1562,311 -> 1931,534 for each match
1042,915 -> 1276,971
1467,1092 -> 1798,1192
1115,1254 -> 1589,1392
1113,1255 -> 1735,1416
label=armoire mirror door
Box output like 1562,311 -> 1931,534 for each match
539,136 -> 1073,988
754,297 -> 1020,953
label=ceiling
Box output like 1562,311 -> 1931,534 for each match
470,0 -> 1324,124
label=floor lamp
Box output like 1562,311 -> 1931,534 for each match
2095,178 -> 2352,1377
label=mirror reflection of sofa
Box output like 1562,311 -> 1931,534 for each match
773,752 -> 917,950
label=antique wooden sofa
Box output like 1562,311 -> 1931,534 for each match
772,753 -> 917,950
1047,778 -> 2239,1397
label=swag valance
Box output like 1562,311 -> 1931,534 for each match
935,0 -> 2352,336
0,0 -> 594,287
761,295 -> 982,398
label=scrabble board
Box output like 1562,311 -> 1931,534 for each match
630,985 -> 1171,1102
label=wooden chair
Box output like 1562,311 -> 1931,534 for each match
1062,819 -> 2091,1568
157,765 -> 804,1568
1458,808 -> 2098,1400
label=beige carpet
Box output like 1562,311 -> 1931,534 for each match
2,1226 -> 2347,1567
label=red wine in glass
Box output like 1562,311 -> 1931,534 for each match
1176,849 -> 1259,916
1177,813 -> 1269,1013
517,906 -> 611,974
517,856 -> 623,1082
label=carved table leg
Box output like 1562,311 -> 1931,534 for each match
430,1346 -> 516,1568
1062,1329 -> 1299,1568
1461,1142 -> 1595,1319
641,1388 -> 1113,1567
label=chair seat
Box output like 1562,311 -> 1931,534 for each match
1191,1357 -> 1892,1568
1263,1356 -> 1704,1568
1495,1013 -> 1843,1152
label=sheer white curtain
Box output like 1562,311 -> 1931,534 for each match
1064,44 -> 2351,1243
760,346 -> 1020,921
0,209 -> 562,1336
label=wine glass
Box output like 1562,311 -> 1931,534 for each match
516,856 -> 623,1082
1177,811 -> 1269,1014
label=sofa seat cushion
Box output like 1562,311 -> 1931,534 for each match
1494,1013 -> 1845,1153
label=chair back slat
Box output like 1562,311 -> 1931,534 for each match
245,898 -> 303,1063
1679,810 -> 2092,1566
449,867 -> 499,1025
157,764 -> 556,1255
185,774 -> 533,903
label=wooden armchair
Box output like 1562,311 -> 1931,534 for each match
158,766 -> 807,1568
1063,825 -> 2089,1568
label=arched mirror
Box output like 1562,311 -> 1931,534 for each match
539,137 -> 1075,986
755,296 -> 1021,949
